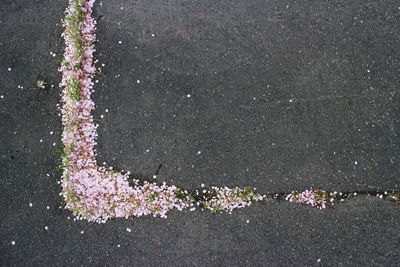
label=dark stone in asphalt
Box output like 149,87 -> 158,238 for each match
0,0 -> 399,265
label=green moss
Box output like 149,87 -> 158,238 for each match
62,0 -> 85,60
66,119 -> 82,130
67,78 -> 81,101
62,59 -> 70,68
315,190 -> 329,201
240,186 -> 256,201
174,188 -> 184,198
211,204 -> 222,213
149,193 -> 158,202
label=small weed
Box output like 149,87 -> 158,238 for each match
149,193 -> 158,202
211,204 -> 222,213
67,79 -> 81,100
34,79 -> 46,90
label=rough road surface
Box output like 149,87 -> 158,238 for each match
1,0 -> 399,265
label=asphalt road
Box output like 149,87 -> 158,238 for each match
1,0 -> 399,265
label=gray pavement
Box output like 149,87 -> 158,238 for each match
1,0 -> 399,265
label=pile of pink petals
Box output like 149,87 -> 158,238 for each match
59,0 -> 263,223
285,189 -> 338,209
59,0 -> 398,223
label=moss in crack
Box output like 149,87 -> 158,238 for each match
56,143 -> 73,172
67,78 -> 81,101
149,193 -> 158,202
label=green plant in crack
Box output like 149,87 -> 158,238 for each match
33,79 -> 47,90
56,143 -> 74,172
67,78 -> 81,100
149,193 -> 158,202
